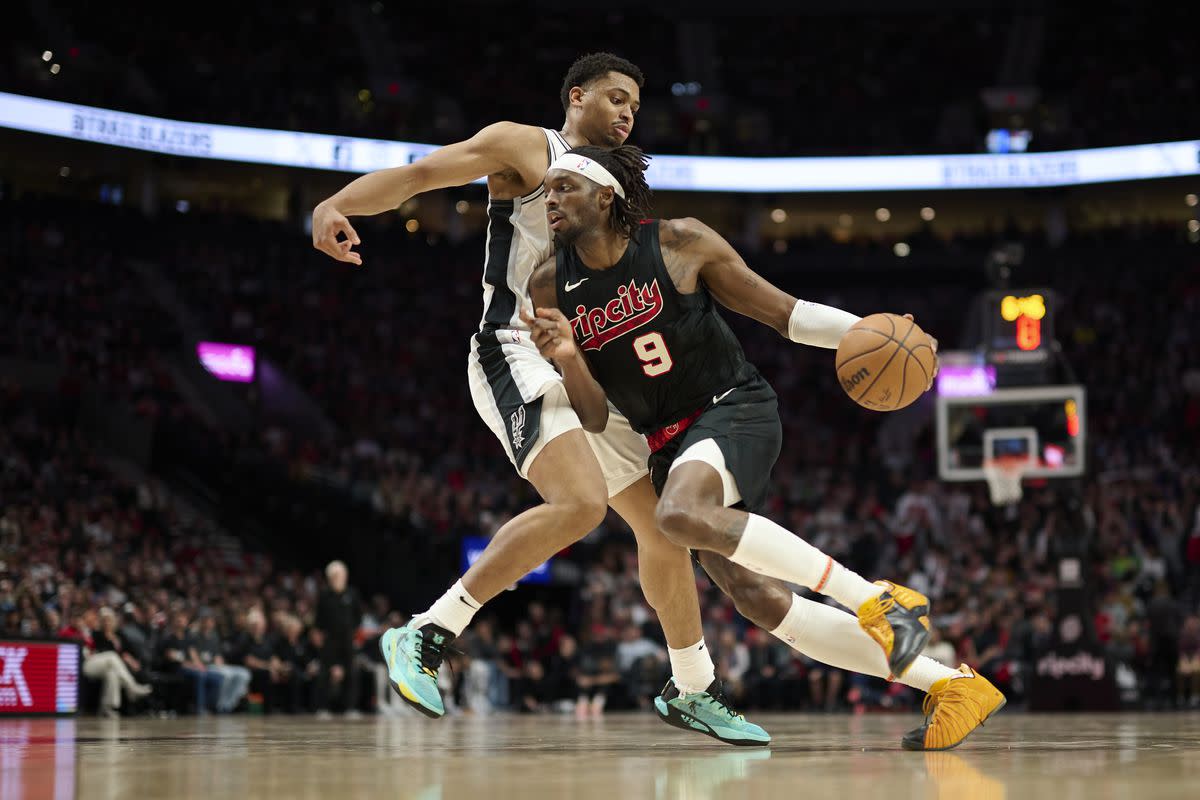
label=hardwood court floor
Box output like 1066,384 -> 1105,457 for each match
3,711 -> 1199,800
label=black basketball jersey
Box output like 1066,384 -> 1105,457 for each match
555,220 -> 758,434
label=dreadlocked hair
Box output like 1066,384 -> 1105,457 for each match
566,145 -> 653,241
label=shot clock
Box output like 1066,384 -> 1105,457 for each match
982,288 -> 1057,364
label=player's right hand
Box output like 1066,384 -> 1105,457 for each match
902,313 -> 939,390
312,201 -> 363,266
520,306 -> 576,361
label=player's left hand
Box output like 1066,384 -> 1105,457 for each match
520,306 -> 577,361
902,313 -> 939,390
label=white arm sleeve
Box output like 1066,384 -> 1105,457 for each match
786,299 -> 861,349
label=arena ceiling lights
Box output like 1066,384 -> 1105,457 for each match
2,91 -> 1197,193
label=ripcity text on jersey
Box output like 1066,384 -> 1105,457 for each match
554,220 -> 759,434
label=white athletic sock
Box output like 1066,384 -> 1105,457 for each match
667,638 -> 716,696
900,656 -> 963,693
769,593 -> 960,691
414,579 -> 481,637
820,561 -> 884,611
729,514 -> 881,609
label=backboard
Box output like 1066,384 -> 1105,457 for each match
937,384 -> 1086,481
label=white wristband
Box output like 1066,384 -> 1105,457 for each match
786,300 -> 860,349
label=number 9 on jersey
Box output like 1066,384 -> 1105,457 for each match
633,332 -> 673,377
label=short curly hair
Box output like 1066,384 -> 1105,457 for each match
560,52 -> 645,112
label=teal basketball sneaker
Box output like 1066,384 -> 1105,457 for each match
379,621 -> 455,718
654,678 -> 771,746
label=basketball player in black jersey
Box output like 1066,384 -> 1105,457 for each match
314,51 -> 999,749
524,146 -> 1007,750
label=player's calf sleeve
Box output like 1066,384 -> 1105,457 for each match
729,514 -> 880,609
770,593 -> 959,691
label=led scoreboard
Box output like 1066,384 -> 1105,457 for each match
983,288 -> 1056,363
0,639 -> 80,715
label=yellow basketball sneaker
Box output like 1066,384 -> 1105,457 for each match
902,664 -> 1006,751
856,580 -> 931,677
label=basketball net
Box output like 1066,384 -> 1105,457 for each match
982,455 -> 1029,505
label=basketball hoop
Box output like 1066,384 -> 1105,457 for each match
982,455 -> 1030,506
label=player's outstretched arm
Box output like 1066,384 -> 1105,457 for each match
523,259 -> 610,432
312,122 -> 544,265
660,217 -> 860,348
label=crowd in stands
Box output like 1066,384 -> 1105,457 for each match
0,197 -> 187,422
3,188 -> 1200,716
4,393 -> 1198,718
0,387 -> 397,716
707,13 -> 1007,155
1,2 -> 368,139
4,6 -> 1197,154
1034,5 -> 1200,150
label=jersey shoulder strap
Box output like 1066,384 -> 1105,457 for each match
512,128 -> 553,204
544,128 -> 571,160
639,219 -> 677,296
639,218 -> 660,244
644,218 -> 711,311
553,244 -> 571,311
516,129 -> 570,204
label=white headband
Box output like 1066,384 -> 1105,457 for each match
548,153 -> 626,199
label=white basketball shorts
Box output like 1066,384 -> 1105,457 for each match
467,328 -> 649,497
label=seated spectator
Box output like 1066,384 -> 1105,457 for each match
236,609 -> 286,712
160,610 -> 223,714
117,602 -> 156,673
615,624 -> 667,708
192,609 -> 252,713
516,659 -> 550,713
575,628 -> 623,717
274,614 -> 320,713
86,607 -> 152,717
615,624 -> 666,675
495,632 -> 523,707
543,634 -> 581,711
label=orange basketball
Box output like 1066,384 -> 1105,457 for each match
835,313 -> 936,411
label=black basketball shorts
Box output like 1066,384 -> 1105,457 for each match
647,374 -> 782,514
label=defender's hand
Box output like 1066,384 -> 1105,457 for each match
312,201 -> 363,266
901,313 -> 939,389
520,306 -> 576,361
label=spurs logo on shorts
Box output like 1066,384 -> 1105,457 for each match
510,406 -> 527,450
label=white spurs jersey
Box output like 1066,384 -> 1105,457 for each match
478,127 -> 572,331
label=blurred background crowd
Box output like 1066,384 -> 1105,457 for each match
2,3 -> 1198,155
3,197 -> 1198,717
